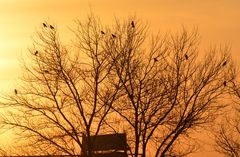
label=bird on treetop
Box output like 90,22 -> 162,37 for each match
154,57 -> 158,62
43,23 -> 47,27
34,51 -> 38,55
185,54 -> 188,60
223,81 -> 227,86
50,25 -> 54,29
14,89 -> 18,94
222,61 -> 227,66
112,34 -> 116,38
101,31 -> 105,35
131,21 -> 135,28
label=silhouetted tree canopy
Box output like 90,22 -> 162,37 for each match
0,14 -> 235,157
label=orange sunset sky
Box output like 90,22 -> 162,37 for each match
0,0 -> 240,156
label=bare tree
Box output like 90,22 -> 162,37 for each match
214,78 -> 240,157
104,19 -> 235,157
0,15 -> 122,156
0,15 -> 235,157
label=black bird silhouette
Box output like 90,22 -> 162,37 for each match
101,31 -> 105,35
50,25 -> 54,29
112,34 -> 116,38
223,81 -> 227,86
34,51 -> 38,55
131,21 -> 135,28
154,57 -> 158,62
222,61 -> 227,66
185,54 -> 188,60
44,70 -> 49,73
129,94 -> 134,99
43,23 -> 47,27
14,89 -> 18,94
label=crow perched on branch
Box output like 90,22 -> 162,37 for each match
131,21 -> 135,28
154,57 -> 158,62
34,51 -> 38,55
223,81 -> 227,87
50,25 -> 54,29
185,54 -> 188,60
43,23 -> 47,27
14,89 -> 18,94
222,61 -> 227,66
101,31 -> 105,35
112,34 -> 116,38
